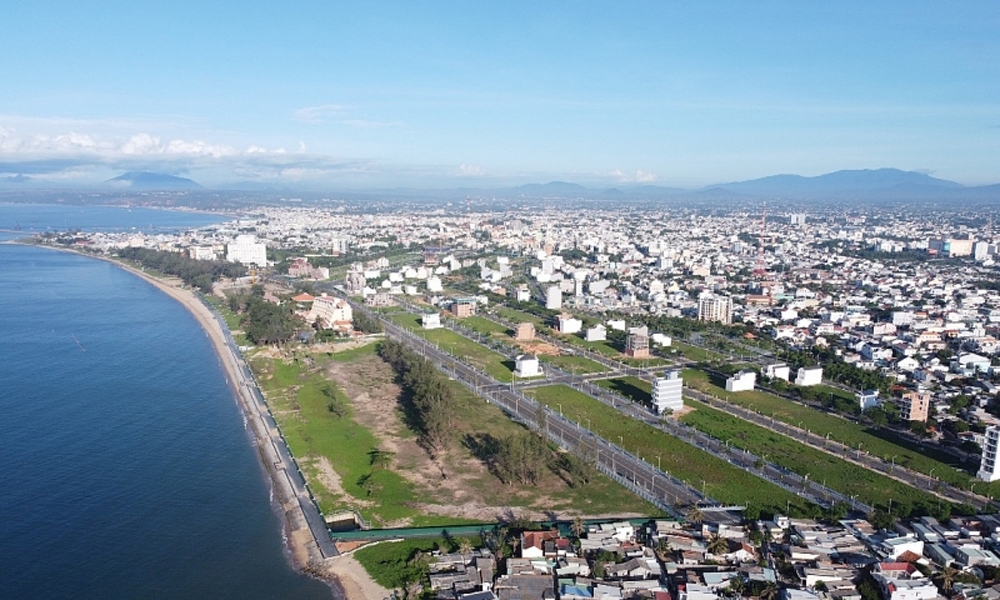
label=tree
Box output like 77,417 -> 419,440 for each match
369,448 -> 393,471
571,516 -> 585,540
707,533 -> 729,555
686,505 -> 705,525
939,565 -> 959,594
760,582 -> 779,600
655,537 -> 673,561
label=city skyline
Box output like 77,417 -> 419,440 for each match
1,1 -> 997,189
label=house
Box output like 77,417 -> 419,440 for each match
726,370 -> 757,393
856,390 -> 881,411
764,362 -> 791,381
309,295 -> 353,331
422,312 -> 442,329
586,324 -> 608,342
514,355 -> 543,378
450,297 -> 478,318
796,366 -> 823,387
558,313 -> 583,334
652,371 -> 684,414
521,530 -> 559,559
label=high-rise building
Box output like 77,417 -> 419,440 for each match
545,285 -> 562,310
896,391 -> 930,422
652,370 -> 683,414
698,295 -> 733,325
226,234 -> 267,267
978,426 -> 1000,482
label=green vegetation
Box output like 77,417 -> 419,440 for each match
354,537 -> 451,592
681,369 -> 983,493
379,338 -> 458,453
389,313 -> 514,380
117,246 -> 246,292
525,384 -> 816,516
680,398 -> 952,519
538,353 -> 608,375
228,286 -> 301,346
671,340 -> 724,362
252,351 -> 423,525
457,315 -> 509,337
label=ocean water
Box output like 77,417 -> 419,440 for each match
0,206 -> 332,599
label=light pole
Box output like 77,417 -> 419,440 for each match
557,403 -> 563,416
657,455 -> 661,470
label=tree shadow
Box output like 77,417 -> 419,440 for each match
602,379 -> 652,407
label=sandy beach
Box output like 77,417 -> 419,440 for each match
20,243 -> 390,600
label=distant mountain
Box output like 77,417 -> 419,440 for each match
713,168 -> 964,199
106,171 -> 202,190
509,181 -> 591,196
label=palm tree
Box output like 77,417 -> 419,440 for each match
655,537 -> 673,562
729,576 -> 747,599
686,505 -> 705,525
760,581 -> 779,600
571,516 -> 586,539
458,537 -> 474,555
940,565 -> 959,594
707,533 -> 729,556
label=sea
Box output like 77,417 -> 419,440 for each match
0,204 -> 334,599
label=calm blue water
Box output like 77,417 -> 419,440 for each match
0,207 -> 332,599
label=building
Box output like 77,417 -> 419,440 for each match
585,324 -> 607,342
652,370 -> 683,414
557,313 -> 582,334
698,295 -> 733,325
331,236 -> 351,255
896,391 -> 930,422
790,213 -> 807,226
226,234 -> 267,267
345,271 -> 366,294
514,354 -> 542,378
421,313 -> 442,329
309,295 -> 353,330
625,332 -> 650,358
795,366 -> 823,387
450,297 -> 477,318
725,370 -> 757,393
856,390 -> 881,411
513,322 -> 535,341
189,246 -> 216,261
978,426 -> 1000,482
764,362 -> 791,381
545,285 -> 562,310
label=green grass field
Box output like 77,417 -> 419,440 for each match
389,313 -> 515,381
457,315 -> 510,337
680,398 -> 950,517
671,340 -> 725,362
525,385 -> 815,516
539,353 -> 609,375
681,369 -> 984,494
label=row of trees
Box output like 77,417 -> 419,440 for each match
378,338 -> 456,455
117,247 -> 246,293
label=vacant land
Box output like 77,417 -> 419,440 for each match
526,385 -> 815,516
253,341 -> 656,528
681,369 -> 981,493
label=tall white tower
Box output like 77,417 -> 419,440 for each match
978,426 -> 1000,482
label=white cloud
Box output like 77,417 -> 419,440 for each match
340,119 -> 403,129
458,163 -> 485,176
292,104 -> 351,123
610,168 -> 658,183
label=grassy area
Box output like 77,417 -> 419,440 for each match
355,536 -> 478,591
493,306 -> 547,328
593,376 -> 653,408
671,340 -> 724,362
457,315 -> 510,337
525,385 -> 815,516
252,351 -> 424,525
389,313 -> 515,381
681,369 -> 983,494
680,398 -> 951,518
539,353 -> 609,375
254,340 -> 657,527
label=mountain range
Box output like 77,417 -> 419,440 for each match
2,168 -> 998,201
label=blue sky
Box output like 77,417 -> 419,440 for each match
1,1 -> 997,188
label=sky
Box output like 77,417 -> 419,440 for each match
1,1 -> 998,189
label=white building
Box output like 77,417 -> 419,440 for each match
545,285 -> 562,310
514,354 -> 542,378
725,370 -> 756,393
189,246 -> 216,261
978,425 -> 1000,482
421,313 -> 442,329
226,234 -> 267,267
856,390 -> 881,411
515,285 -> 532,303
698,295 -> 733,325
426,276 -> 443,293
652,370 -> 683,414
331,236 -> 351,254
795,366 -> 823,387
764,362 -> 790,381
557,314 -> 582,334
309,295 -> 353,330
585,324 -> 607,342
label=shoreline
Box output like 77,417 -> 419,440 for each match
17,242 -> 390,600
